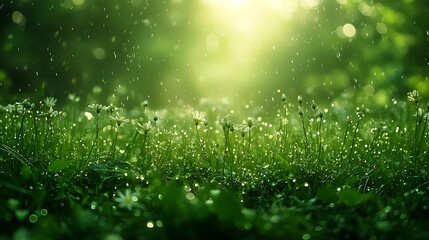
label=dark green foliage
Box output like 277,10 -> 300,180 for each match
1,92 -> 429,239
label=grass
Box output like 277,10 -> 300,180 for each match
0,91 -> 429,239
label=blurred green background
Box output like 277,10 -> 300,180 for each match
0,0 -> 428,109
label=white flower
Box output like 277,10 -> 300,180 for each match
240,126 -> 250,138
137,121 -> 152,134
88,103 -> 105,114
192,111 -> 206,126
44,97 -> 57,108
114,189 -> 140,211
109,113 -> 129,127
407,90 -> 421,103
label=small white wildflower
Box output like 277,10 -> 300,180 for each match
68,93 -> 80,103
192,111 -> 206,126
114,189 -> 140,211
298,95 -> 303,105
311,100 -> 317,111
106,104 -> 120,115
282,118 -> 289,125
84,111 -> 93,120
109,113 -> 129,127
44,97 -> 57,108
407,90 -> 421,103
141,100 -> 149,108
240,126 -> 250,138
246,118 -> 254,128
88,103 -> 105,114
137,121 -> 152,134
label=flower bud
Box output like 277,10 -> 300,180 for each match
311,100 -> 317,111
298,95 -> 303,105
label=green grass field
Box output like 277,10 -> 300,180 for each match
1,91 -> 428,239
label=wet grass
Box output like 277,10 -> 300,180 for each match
1,91 -> 429,239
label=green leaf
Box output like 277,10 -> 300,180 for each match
48,159 -> 69,172
345,175 -> 360,185
21,165 -> 33,180
338,188 -> 373,206
317,186 -> 338,204
15,209 -> 29,221
213,191 -> 242,223
8,198 -> 20,210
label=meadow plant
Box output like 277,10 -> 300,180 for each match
348,108 -> 365,165
192,110 -> 206,153
340,116 -> 351,160
297,95 -> 309,156
137,121 -> 152,173
245,118 -> 254,153
316,110 -> 324,161
66,94 -> 81,146
141,100 -> 149,120
406,90 -> 429,171
219,114 -> 231,155
40,97 -> 60,160
218,114 -> 235,177
1,90 -> 429,239
417,102 -> 429,157
153,113 -> 159,128
109,113 -> 129,159
85,104 -> 105,167
309,100 -> 324,161
15,99 -> 34,150
114,189 -> 141,211
279,93 -> 289,154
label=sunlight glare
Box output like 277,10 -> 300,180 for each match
194,0 -> 299,98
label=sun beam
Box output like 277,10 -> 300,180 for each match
191,0 -> 301,99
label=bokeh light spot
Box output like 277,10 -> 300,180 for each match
72,0 -> 85,6
301,0 -> 320,9
29,214 -> 38,223
376,22 -> 388,34
364,84 -> 375,96
147,221 -> 154,228
343,23 -> 356,38
92,48 -> 106,60
358,2 -> 373,16
12,11 -> 26,26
